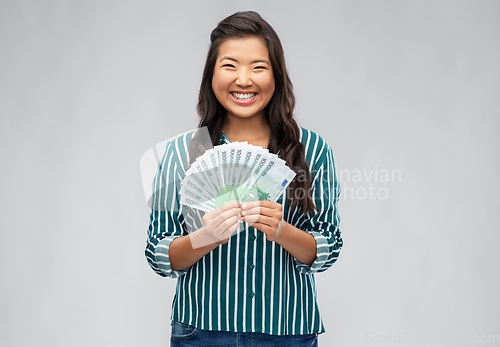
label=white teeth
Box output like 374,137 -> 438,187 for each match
232,92 -> 256,100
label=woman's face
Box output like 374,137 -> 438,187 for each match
212,36 -> 275,123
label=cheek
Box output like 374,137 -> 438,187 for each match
269,81 -> 276,96
212,76 -> 225,102
212,72 -> 231,93
211,73 -> 220,93
258,74 -> 275,93
262,77 -> 275,97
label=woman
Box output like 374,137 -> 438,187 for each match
145,11 -> 343,347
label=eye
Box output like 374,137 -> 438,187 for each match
222,64 -> 236,68
254,66 -> 268,70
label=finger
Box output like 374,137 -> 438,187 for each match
207,200 -> 240,218
241,205 -> 260,216
250,222 -> 272,234
241,201 -> 281,213
213,219 -> 240,243
213,201 -> 238,216
212,206 -> 242,228
214,214 -> 240,235
206,215 -> 239,242
240,205 -> 260,224
243,200 -> 279,209
242,206 -> 282,222
244,214 -> 277,228
220,199 -> 242,210
242,205 -> 274,217
219,206 -> 242,219
240,201 -> 260,209
219,219 -> 240,237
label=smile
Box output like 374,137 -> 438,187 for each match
230,92 -> 257,101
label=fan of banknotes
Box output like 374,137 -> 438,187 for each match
179,142 -> 296,212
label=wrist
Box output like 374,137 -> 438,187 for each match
272,219 -> 287,243
190,227 -> 221,249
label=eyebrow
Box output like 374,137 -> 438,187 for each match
219,56 -> 270,65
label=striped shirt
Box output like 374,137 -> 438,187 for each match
145,127 -> 343,336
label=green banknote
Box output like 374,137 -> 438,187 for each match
181,143 -> 296,211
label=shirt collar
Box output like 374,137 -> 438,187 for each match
220,131 -> 231,145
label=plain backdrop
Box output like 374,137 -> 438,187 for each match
1,1 -> 499,346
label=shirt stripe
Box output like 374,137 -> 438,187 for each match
145,127 -> 343,335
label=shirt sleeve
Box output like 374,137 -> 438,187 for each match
145,141 -> 190,278
295,145 -> 343,275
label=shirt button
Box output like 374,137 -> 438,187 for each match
250,264 -> 255,270
250,291 -> 255,298
251,234 -> 256,241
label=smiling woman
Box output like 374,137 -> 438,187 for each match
212,36 -> 275,127
145,11 -> 343,347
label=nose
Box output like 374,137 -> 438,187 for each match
235,71 -> 253,87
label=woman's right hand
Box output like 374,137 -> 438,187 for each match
202,200 -> 242,245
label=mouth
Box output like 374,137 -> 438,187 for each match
230,92 -> 257,102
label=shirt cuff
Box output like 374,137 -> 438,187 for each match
293,231 -> 331,275
155,235 -> 190,278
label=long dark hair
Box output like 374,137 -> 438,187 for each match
196,11 -> 318,216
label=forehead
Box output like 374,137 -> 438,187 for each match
217,36 -> 270,60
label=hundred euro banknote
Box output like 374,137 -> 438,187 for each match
180,142 -> 296,211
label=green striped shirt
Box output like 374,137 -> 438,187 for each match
145,127 -> 343,335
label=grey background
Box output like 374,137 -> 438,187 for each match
1,1 -> 499,346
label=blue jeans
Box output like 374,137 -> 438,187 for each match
170,320 -> 318,347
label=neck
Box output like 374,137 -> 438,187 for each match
222,112 -> 270,144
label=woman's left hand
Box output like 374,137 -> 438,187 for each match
240,201 -> 286,242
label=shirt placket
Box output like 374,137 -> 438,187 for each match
243,222 -> 258,330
